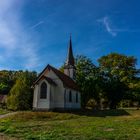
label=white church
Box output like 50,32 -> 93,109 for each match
33,37 -> 81,110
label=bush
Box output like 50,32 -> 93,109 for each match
7,72 -> 33,110
86,99 -> 97,109
119,100 -> 132,108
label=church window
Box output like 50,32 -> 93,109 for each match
40,82 -> 47,99
69,91 -> 72,102
76,92 -> 78,103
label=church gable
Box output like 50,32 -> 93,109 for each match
33,64 -> 79,91
33,75 -> 57,87
48,65 -> 79,91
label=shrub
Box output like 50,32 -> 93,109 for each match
119,100 -> 132,108
7,72 -> 33,110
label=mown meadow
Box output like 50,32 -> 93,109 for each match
0,109 -> 140,140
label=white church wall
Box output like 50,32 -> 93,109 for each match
36,80 -> 51,109
65,88 -> 81,109
45,70 -> 65,109
33,68 -> 81,110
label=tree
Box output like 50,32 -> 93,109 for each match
0,70 -> 24,94
127,78 -> 140,108
98,53 -> 138,109
75,55 -> 101,108
7,71 -> 37,110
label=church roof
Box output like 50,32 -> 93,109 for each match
65,36 -> 75,66
34,64 -> 79,91
33,75 -> 57,86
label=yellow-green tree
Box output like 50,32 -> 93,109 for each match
7,71 -> 37,110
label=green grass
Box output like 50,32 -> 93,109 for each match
0,109 -> 10,115
0,109 -> 140,140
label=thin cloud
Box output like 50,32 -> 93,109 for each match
97,16 -> 117,36
97,16 -> 140,36
0,0 -> 40,70
30,21 -> 44,29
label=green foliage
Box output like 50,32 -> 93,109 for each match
119,100 -> 132,108
0,109 -> 11,115
98,53 -> 138,83
98,53 -> 138,109
1,52 -> 140,110
0,70 -> 24,94
127,79 -> 140,107
7,71 -> 37,110
75,55 -> 101,108
59,64 -> 64,73
0,83 -> 8,91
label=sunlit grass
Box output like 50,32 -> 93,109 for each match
0,109 -> 140,140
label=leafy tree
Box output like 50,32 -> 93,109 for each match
98,53 -> 138,109
75,55 -> 101,108
0,83 -> 8,93
127,78 -> 140,108
7,71 -> 37,110
0,70 -> 24,94
98,53 -> 138,83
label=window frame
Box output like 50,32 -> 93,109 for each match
40,82 -> 47,99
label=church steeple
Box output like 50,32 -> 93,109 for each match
64,35 -> 76,80
66,35 -> 74,66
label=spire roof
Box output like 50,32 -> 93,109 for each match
66,35 -> 75,66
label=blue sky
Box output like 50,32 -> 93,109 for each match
0,0 -> 140,72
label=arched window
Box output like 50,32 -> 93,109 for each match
69,91 -> 72,102
40,82 -> 47,99
76,93 -> 78,103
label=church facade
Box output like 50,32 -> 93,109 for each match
33,37 -> 81,110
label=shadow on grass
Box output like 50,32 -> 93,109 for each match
56,109 -> 130,117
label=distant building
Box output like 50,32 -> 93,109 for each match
33,36 -> 81,110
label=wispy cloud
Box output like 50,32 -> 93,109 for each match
30,21 -> 44,29
97,16 -> 140,37
97,16 -> 117,37
0,0 -> 40,70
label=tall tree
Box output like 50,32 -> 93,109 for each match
7,71 -> 37,110
75,55 -> 100,108
98,53 -> 138,109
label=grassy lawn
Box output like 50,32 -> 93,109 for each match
0,109 -> 140,140
0,108 -> 11,115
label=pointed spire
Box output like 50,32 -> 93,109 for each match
66,35 -> 75,66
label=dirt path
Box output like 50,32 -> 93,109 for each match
0,112 -> 19,140
0,112 -> 17,119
